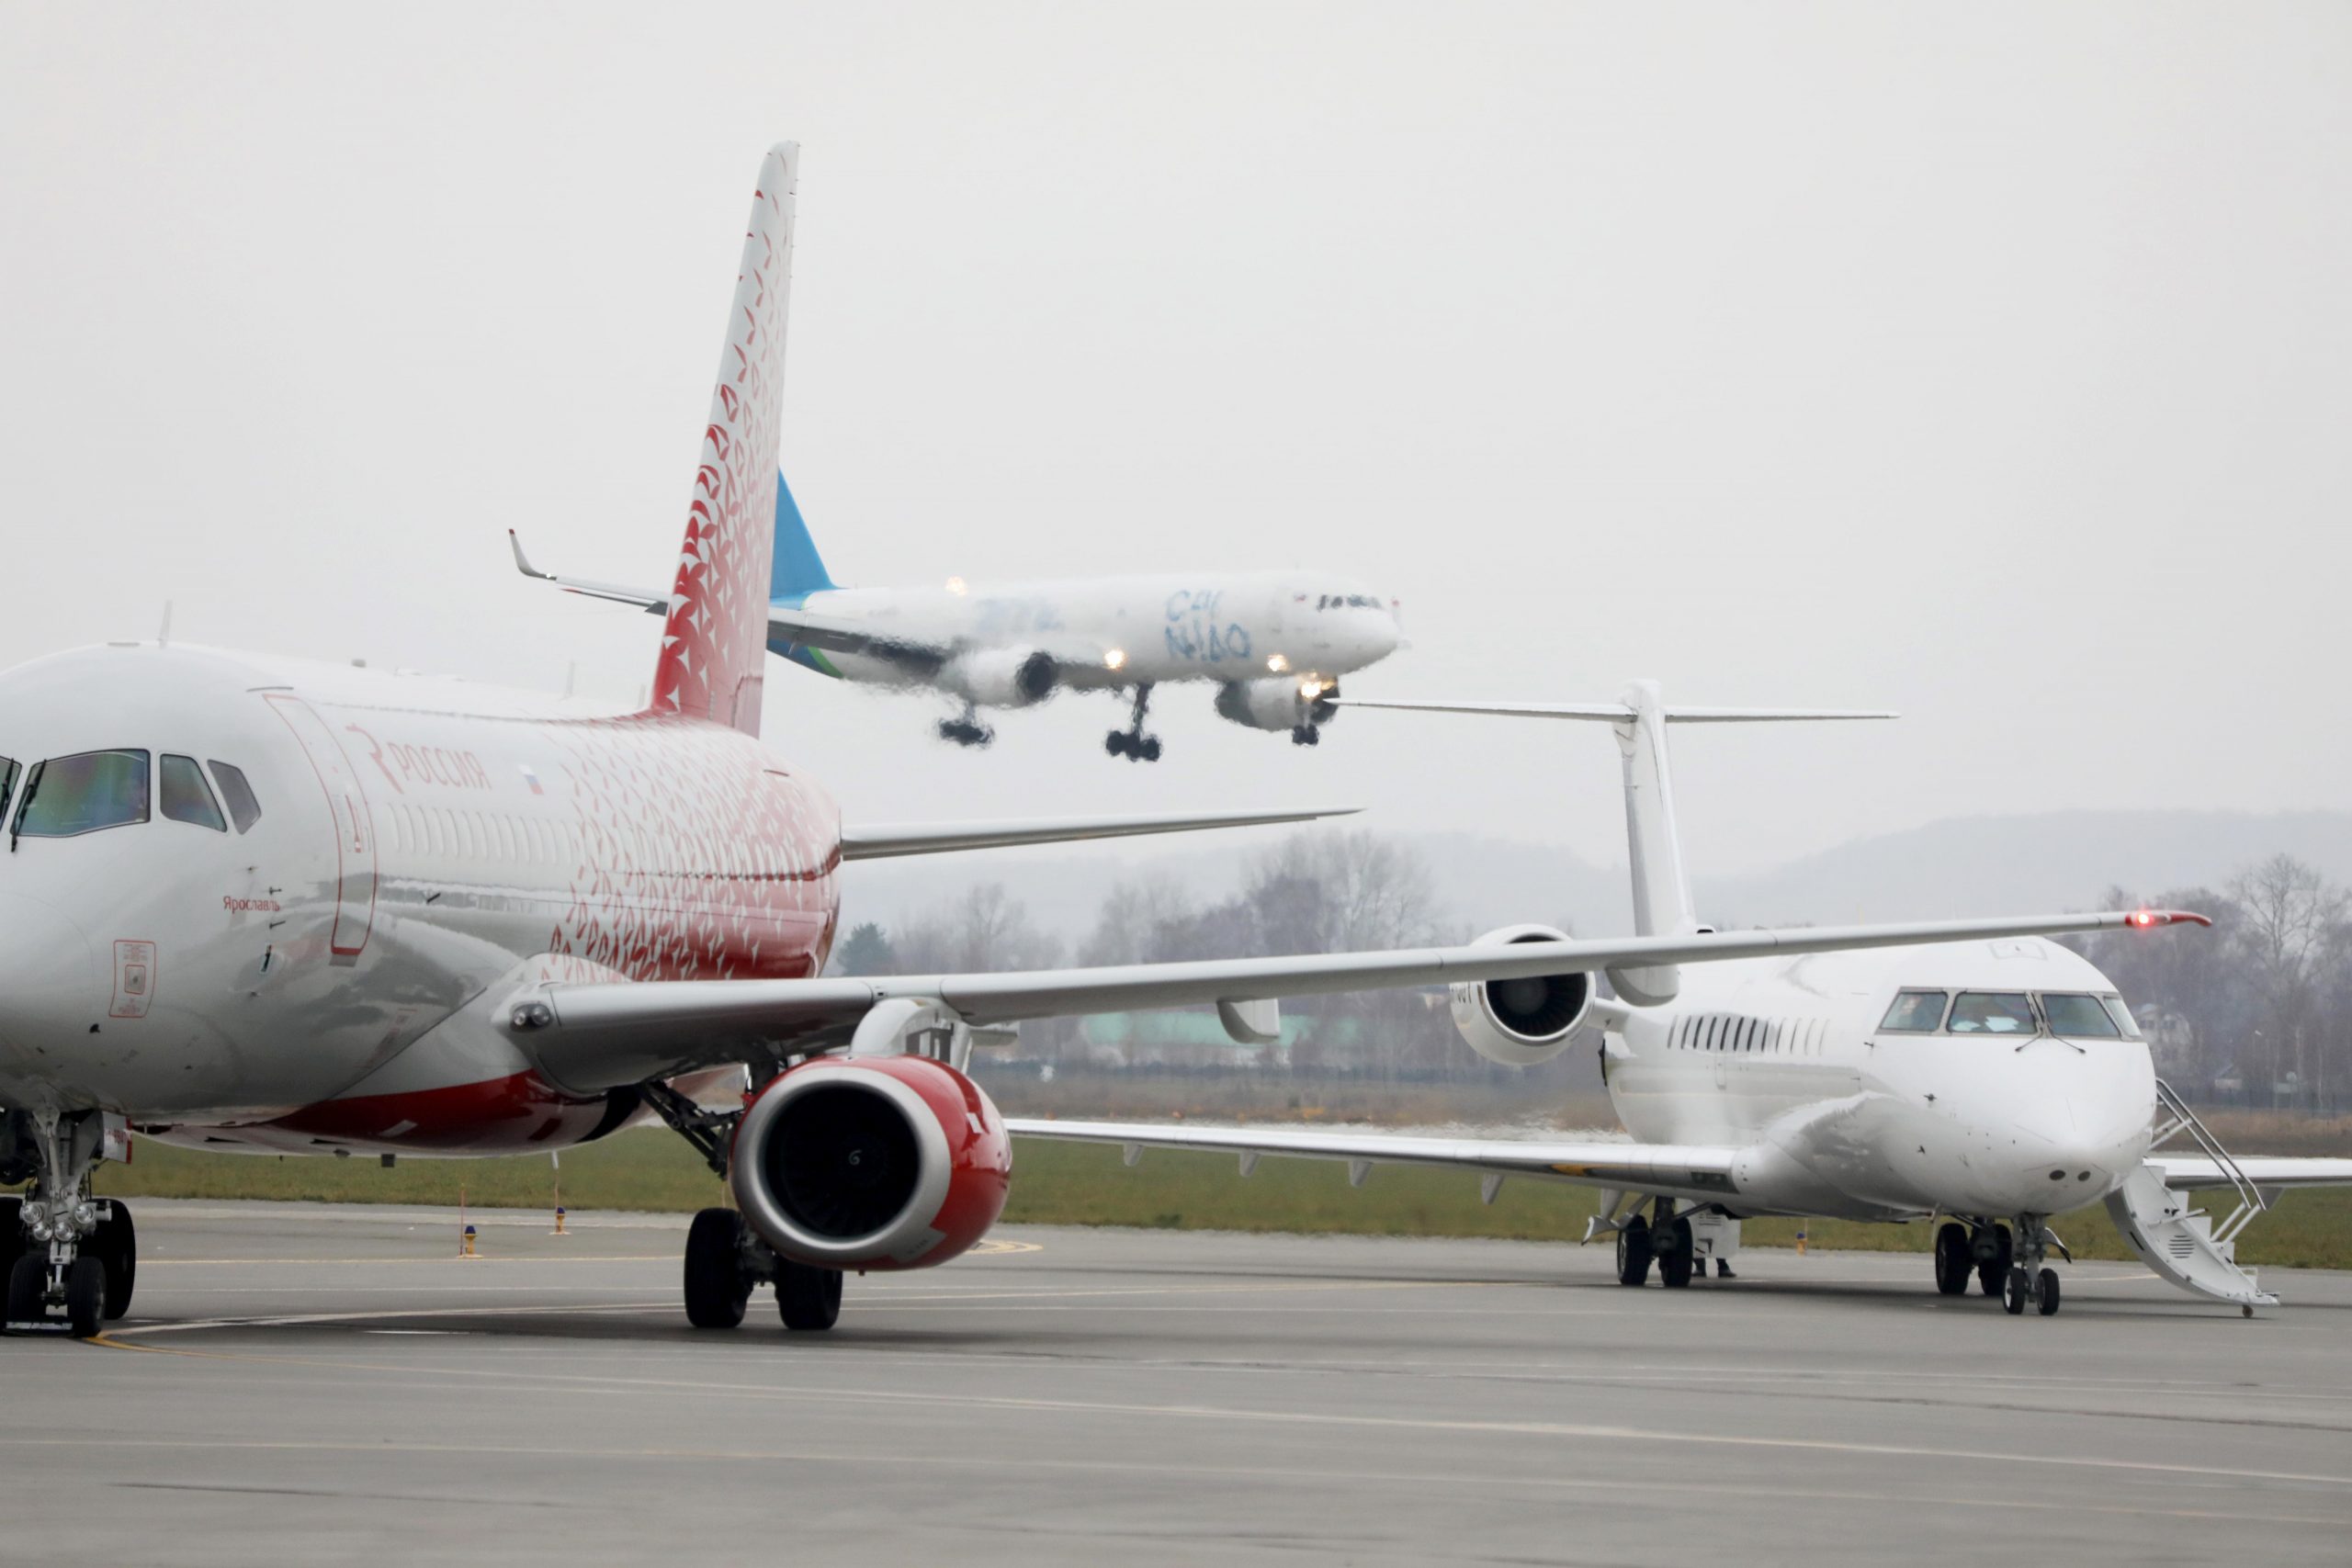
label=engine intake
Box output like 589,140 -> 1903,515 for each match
1450,924 -> 1593,1067
1215,675 -> 1338,732
730,1055 -> 1011,1271
942,647 -> 1057,707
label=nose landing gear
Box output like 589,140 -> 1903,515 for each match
1106,684 -> 1161,761
938,705 -> 994,748
1997,1215 -> 2064,1316
3,1110 -> 136,1339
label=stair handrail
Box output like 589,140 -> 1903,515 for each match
2153,1077 -> 2268,1245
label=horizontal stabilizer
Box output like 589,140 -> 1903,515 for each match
842,806 -> 1359,861
1334,697 -> 1896,724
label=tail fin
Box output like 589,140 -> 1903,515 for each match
769,469 -> 836,603
1337,684 -> 1895,1005
650,142 -> 797,736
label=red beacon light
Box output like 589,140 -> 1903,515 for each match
2126,908 -> 2213,929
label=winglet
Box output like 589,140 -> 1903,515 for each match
510,530 -> 550,581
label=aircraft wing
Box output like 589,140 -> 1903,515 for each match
1002,1118 -> 1738,1205
504,908 -> 2208,1095
508,531 -> 678,612
842,805 -> 1359,861
2152,1156 -> 2352,1191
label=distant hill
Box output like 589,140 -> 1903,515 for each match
839,810 -> 2352,949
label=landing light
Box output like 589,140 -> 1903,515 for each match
1267,654 -> 1290,674
1103,649 -> 1126,671
944,576 -> 967,595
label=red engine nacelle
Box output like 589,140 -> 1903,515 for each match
729,1055 -> 1012,1272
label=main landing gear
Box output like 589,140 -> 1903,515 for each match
1289,724 -> 1320,747
683,1206 -> 842,1333
938,704 -> 994,748
3,1109 -> 137,1339
1106,683 -> 1161,761
1614,1200 -> 1700,1289
1934,1216 -> 2059,1314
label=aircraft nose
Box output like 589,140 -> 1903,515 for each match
0,892 -> 104,1047
2000,1080 -> 2151,1202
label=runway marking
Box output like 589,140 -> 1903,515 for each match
74,1333 -> 2352,1492
0,1429 -> 2343,1527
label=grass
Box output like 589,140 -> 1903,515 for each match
67,1128 -> 2352,1270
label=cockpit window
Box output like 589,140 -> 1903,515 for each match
13,750 -> 150,839
0,756 -> 17,815
208,761 -> 262,834
1949,991 -> 2036,1035
1878,990 -> 1949,1032
2040,992 -> 2121,1038
2101,996 -> 2143,1038
160,754 -> 227,831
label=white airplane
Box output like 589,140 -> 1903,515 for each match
511,469 -> 1404,759
1013,685 -> 2352,1317
0,142 -> 2198,1341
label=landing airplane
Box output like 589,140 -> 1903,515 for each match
0,143 -> 2199,1340
511,469 -> 1403,760
1013,686 -> 2352,1317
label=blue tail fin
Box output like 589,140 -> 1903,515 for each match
768,469 -> 835,604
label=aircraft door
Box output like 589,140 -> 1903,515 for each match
264,694 -> 377,958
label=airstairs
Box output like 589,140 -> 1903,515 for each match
2105,1080 -> 2278,1313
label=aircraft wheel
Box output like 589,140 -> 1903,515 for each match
1104,731 -> 1130,758
1614,1217 -> 1653,1287
1933,1222 -> 1971,1295
63,1256 -> 105,1339
1977,1224 -> 2012,1297
777,1259 -> 843,1332
2003,1266 -> 2030,1315
2036,1268 -> 2062,1317
95,1204 -> 136,1319
0,1195 -> 20,1280
1657,1217 -> 1695,1288
1138,737 -> 1162,762
6,1251 -> 45,1329
683,1207 -> 750,1329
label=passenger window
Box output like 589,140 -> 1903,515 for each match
2040,993 -> 2121,1038
208,761 -> 263,834
13,750 -> 150,839
1949,992 -> 2036,1035
1879,990 -> 1949,1032
2101,996 -> 2143,1039
160,755 -> 227,831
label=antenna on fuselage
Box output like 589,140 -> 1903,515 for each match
1331,684 -> 1898,1005
157,600 -> 173,647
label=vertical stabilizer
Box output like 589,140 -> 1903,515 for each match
651,143 -> 797,736
769,469 -> 836,603
1608,680 -> 1700,1006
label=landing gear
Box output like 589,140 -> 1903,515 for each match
4,1110 -> 129,1338
1998,1214 -> 2064,1316
1289,724 -> 1320,746
777,1258 -> 843,1331
938,705 -> 994,748
1934,1221 -> 1972,1295
1974,1222 -> 2012,1298
684,1207 -> 752,1329
1615,1215 -> 1653,1286
1657,1214 -> 1696,1289
680,1203 -> 842,1333
1106,684 -> 1161,761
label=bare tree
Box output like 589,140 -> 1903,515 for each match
2228,854 -> 2348,1099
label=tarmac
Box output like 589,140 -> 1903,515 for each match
4,1199 -> 2350,1566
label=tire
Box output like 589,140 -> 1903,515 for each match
683,1208 -> 749,1329
2003,1266 -> 2030,1316
1978,1224 -> 2012,1297
1138,737 -> 1162,762
1658,1217 -> 1695,1289
64,1255 -> 105,1338
1934,1222 -> 1970,1295
0,1195 -> 21,1282
1105,732 -> 1129,758
95,1204 -> 136,1319
777,1259 -> 843,1332
2036,1268 -> 2062,1317
1615,1217 -> 1653,1287
6,1251 -> 45,1329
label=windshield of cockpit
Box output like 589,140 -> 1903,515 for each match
4,751 -> 263,843
1877,988 -> 2143,1039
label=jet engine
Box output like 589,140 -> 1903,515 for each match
1449,924 -> 1593,1067
729,1055 -> 1012,1272
1215,675 -> 1339,732
941,648 -> 1057,707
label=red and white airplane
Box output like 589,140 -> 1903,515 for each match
0,144 -> 2204,1338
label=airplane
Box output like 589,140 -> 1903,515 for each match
510,468 -> 1405,760
1012,685 -> 2352,1317
0,142 -> 2206,1341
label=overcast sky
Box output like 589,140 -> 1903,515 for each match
4,4 -> 2347,883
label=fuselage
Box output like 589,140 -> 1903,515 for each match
0,642 -> 840,1150
791,570 -> 1402,697
1604,938 -> 2155,1220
